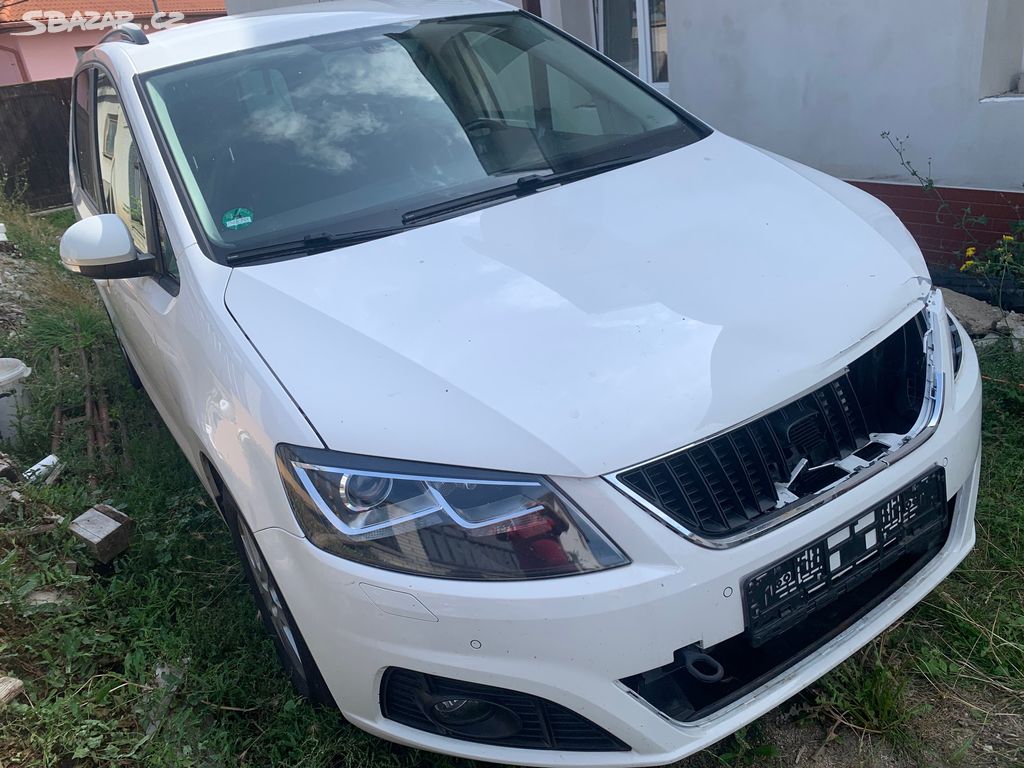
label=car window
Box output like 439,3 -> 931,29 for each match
141,11 -> 706,263
92,71 -> 179,287
73,70 -> 100,203
95,72 -> 149,254
154,206 -> 179,281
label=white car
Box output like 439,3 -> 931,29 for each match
61,2 -> 981,765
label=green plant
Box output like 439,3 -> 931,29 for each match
960,223 -> 1024,311
0,162 -> 29,206
880,132 -> 989,245
712,726 -> 780,766
814,645 -> 925,749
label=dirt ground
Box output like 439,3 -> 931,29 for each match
0,248 -> 36,339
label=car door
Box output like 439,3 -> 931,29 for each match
72,66 -> 187,438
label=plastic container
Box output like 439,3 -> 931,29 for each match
0,358 -> 31,443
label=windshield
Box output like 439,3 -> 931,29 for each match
142,11 -> 706,261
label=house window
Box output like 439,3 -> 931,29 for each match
979,0 -> 1024,99
648,0 -> 668,84
598,0 -> 670,92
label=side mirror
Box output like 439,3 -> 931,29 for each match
60,214 -> 155,279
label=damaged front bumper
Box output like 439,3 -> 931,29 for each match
253,291 -> 982,767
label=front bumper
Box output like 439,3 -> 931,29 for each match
254,323 -> 982,767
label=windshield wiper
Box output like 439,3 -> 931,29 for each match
226,225 -> 409,264
226,154 -> 657,263
401,154 -> 654,226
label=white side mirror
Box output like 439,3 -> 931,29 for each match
60,214 -> 155,279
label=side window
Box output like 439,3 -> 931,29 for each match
154,207 -> 179,281
94,71 -> 179,286
95,72 -> 147,252
73,71 -> 99,202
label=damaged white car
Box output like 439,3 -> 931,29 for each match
60,1 -> 981,765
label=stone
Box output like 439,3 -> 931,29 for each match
940,288 -> 1001,336
996,310 -> 1024,338
0,453 -> 18,482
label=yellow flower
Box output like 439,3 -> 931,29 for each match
960,260 -> 976,272
965,246 -> 977,258
1003,234 -> 1015,242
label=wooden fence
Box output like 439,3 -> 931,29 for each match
0,77 -> 72,210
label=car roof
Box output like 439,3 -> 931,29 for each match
105,0 -> 514,74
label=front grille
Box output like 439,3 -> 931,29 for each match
616,312 -> 930,539
380,668 -> 628,752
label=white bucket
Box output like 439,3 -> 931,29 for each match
0,358 -> 31,443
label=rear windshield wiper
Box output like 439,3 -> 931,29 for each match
226,225 -> 409,264
401,154 -> 655,226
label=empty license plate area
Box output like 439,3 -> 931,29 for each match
743,468 -> 947,646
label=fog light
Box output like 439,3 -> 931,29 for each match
431,698 -> 494,726
422,695 -> 521,738
382,668 -> 629,751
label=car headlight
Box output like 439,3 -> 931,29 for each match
276,445 -> 629,580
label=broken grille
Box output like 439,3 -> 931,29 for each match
615,311 -> 931,541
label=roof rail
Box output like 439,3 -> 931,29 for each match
99,23 -> 149,46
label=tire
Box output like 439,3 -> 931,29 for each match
219,487 -> 336,707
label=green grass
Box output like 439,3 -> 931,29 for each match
1,200 -> 1021,767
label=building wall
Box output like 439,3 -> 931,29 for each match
1,28 -> 106,82
541,0 -> 594,46
0,44 -> 27,85
665,0 -> 1024,192
0,15 -> 220,83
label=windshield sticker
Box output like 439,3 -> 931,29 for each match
222,207 -> 254,231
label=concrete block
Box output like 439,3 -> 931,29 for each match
69,504 -> 132,563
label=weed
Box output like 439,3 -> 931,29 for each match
711,725 -> 780,766
813,644 -> 925,749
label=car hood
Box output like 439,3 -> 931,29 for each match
225,131 -> 931,478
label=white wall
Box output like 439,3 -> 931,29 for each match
665,0 -> 1024,191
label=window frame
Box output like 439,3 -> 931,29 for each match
597,0 -> 670,92
87,64 -> 181,295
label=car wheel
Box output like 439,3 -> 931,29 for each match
220,488 -> 336,707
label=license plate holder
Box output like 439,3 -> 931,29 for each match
743,468 -> 947,646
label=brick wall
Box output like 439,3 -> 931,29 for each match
852,181 -> 1024,308
852,181 -> 1024,268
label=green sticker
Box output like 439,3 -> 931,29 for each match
222,207 -> 254,231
